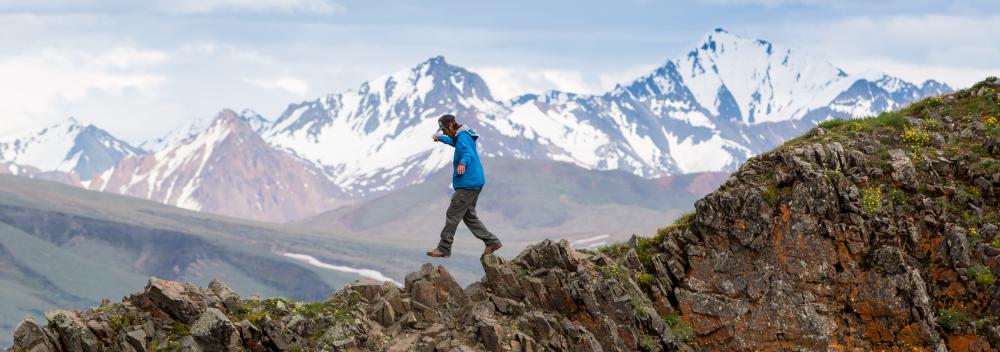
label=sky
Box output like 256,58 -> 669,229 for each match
1,0 -> 998,144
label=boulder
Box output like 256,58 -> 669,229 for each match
11,318 -> 57,352
189,308 -> 240,351
144,278 -> 205,324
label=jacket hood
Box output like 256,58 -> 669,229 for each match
458,125 -> 479,141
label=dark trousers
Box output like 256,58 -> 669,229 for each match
437,188 -> 499,254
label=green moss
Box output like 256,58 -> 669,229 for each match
172,321 -> 190,336
763,184 -> 780,205
635,236 -> 657,270
991,236 -> 1000,250
637,273 -> 655,288
967,264 -> 995,286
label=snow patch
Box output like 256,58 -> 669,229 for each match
282,252 -> 401,286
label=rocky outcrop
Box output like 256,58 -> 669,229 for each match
7,239 -> 695,352
7,77 -> 1000,351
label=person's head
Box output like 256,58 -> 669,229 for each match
437,114 -> 461,137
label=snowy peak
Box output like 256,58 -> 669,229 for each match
674,28 -> 849,124
263,55 -> 509,195
0,117 -> 140,180
239,108 -> 271,133
139,108 -> 270,152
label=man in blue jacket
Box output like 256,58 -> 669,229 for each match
426,114 -> 502,258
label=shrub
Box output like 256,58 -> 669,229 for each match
938,308 -> 973,331
638,334 -> 662,352
901,127 -> 931,148
929,96 -> 944,106
967,264 -> 995,286
889,189 -> 906,205
967,226 -> 982,244
992,236 -> 1000,250
861,186 -> 881,214
663,312 -> 695,343
597,242 -> 627,257
987,116 -> 998,129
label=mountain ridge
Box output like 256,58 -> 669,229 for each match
8,77 -> 997,351
0,28 -> 952,223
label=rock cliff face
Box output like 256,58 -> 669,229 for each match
7,78 -> 1000,351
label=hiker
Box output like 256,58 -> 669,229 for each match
426,114 -> 502,258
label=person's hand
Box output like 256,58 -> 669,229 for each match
433,135 -> 440,142
457,163 -> 466,175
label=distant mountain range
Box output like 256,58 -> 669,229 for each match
0,118 -> 141,180
0,28 -> 951,222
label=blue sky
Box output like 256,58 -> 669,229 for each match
1,0 -> 998,143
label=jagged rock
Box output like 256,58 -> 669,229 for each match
947,225 -> 972,269
45,311 -> 98,352
888,148 -> 917,188
124,329 -> 146,352
179,335 -> 203,352
143,278 -> 204,324
371,299 -> 396,327
208,278 -> 240,313
189,308 -> 240,351
481,254 -> 522,300
11,318 -> 57,352
476,321 -> 503,352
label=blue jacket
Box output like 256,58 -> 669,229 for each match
437,126 -> 485,189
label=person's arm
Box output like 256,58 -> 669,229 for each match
437,135 -> 456,146
455,132 -> 474,174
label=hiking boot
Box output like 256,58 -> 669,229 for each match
483,242 -> 503,256
426,248 -> 450,258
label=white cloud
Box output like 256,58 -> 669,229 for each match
599,63 -> 659,91
161,0 -> 345,14
243,77 -> 310,95
760,14 -> 1000,88
474,66 -> 601,101
0,46 -> 168,136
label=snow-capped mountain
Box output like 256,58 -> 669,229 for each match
497,28 -> 951,175
0,28 -> 952,222
89,109 -> 344,222
140,109 -> 270,152
262,28 -> 950,194
0,117 -> 142,180
264,56 -> 520,196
